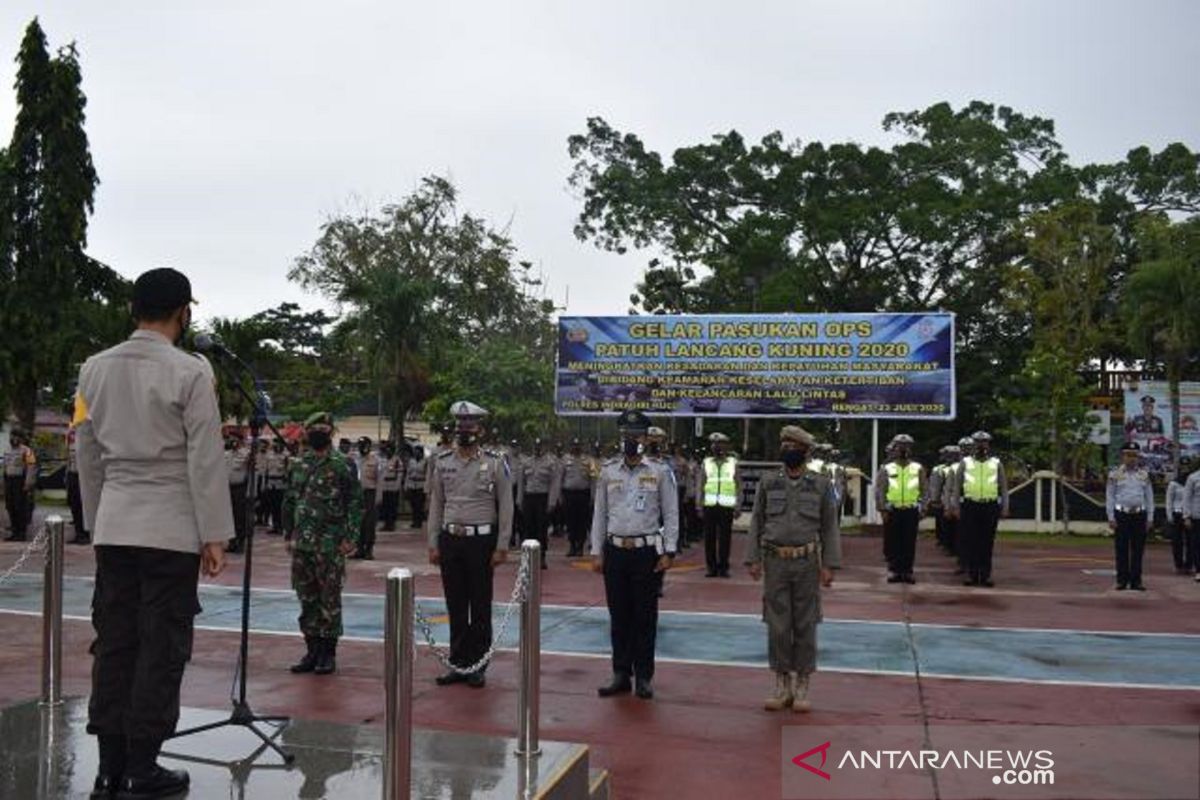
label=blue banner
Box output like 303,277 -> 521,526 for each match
556,313 -> 955,419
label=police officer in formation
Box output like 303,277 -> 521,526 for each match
405,444 -> 427,529
591,410 -> 678,700
224,433 -> 250,553
75,267 -> 229,798
65,423 -> 90,544
284,412 -> 364,675
427,401 -> 513,689
875,434 -> 926,584
352,437 -> 380,559
701,432 -> 739,577
745,426 -> 840,713
1105,441 -> 1152,591
666,442 -> 693,550
1180,461 -> 1200,581
926,445 -> 960,557
4,428 -> 37,541
377,440 -> 404,532
947,431 -> 1008,587
1165,464 -> 1190,575
560,438 -> 596,557
517,437 -> 561,568
264,438 -> 289,535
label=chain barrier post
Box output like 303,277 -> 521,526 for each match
516,539 -> 541,756
383,568 -> 414,800
40,515 -> 65,707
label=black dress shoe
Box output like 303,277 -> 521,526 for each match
597,674 -> 632,697
91,773 -> 121,799
5,532 -> 26,542
635,678 -> 654,699
1131,583 -> 1146,591
435,671 -> 469,686
979,578 -> 994,588
887,573 -> 902,583
466,671 -> 487,688
903,573 -> 916,584
963,578 -> 977,586
115,765 -> 189,799
704,570 -> 717,578
1115,583 -> 1128,591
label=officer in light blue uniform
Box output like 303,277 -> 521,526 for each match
591,410 -> 679,700
1105,441 -> 1154,591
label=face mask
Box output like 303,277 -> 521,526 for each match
647,442 -> 661,456
623,438 -> 641,458
457,431 -> 477,447
225,440 -> 235,450
307,430 -> 332,451
358,444 -> 370,455
9,439 -> 18,448
781,449 -> 807,469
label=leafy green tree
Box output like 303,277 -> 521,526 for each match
0,20 -> 124,429
1123,216 -> 1200,475
290,176 -> 556,437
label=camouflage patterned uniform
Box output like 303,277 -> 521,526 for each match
283,450 -> 363,643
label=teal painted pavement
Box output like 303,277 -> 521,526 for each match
1,575 -> 1196,689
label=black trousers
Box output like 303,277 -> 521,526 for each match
229,483 -> 247,545
5,475 -> 30,536
358,488 -> 378,555
703,506 -> 734,573
602,542 -> 660,680
1188,521 -> 1200,573
961,500 -> 1000,581
437,532 -> 496,672
884,507 -> 920,575
563,489 -> 590,554
255,480 -> 270,524
932,506 -> 951,552
88,545 -> 201,743
266,486 -> 284,532
67,471 -> 89,541
406,489 -> 426,528
1170,512 -> 1186,569
379,490 -> 400,531
522,493 -> 550,556
1114,510 -> 1148,586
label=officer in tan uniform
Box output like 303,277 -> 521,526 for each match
377,440 -> 404,532
559,438 -> 595,557
745,425 -> 840,712
353,437 -> 381,559
3,428 -> 38,541
517,438 -> 561,568
225,434 -> 250,553
75,267 -> 230,798
427,401 -> 514,688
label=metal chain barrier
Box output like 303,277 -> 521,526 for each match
0,524 -> 48,587
413,551 -> 532,675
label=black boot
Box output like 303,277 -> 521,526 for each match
118,738 -> 188,799
635,677 -> 654,699
314,639 -> 336,675
91,734 -> 125,799
290,637 -> 318,673
597,673 -> 632,697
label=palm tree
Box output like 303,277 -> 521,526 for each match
1123,218 -> 1200,476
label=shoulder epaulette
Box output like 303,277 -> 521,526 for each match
437,450 -> 455,460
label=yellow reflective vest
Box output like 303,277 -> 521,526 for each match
703,457 -> 738,508
884,462 -> 922,508
961,456 -> 1000,501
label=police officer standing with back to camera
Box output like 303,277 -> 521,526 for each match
874,434 -> 926,584
947,431 -> 1009,587
592,410 -> 679,700
74,267 -> 230,799
701,432 -> 739,577
1107,441 -> 1154,591
745,426 -> 840,713
427,402 -> 513,689
283,412 -> 363,675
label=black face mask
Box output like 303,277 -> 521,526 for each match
457,431 -> 477,447
623,438 -> 641,458
307,430 -> 332,451
225,440 -> 236,450
781,449 -> 807,469
647,442 -> 661,456
358,445 -> 370,455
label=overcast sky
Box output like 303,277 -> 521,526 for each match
1,1 -> 1197,326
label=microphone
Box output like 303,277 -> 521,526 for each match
193,333 -> 230,357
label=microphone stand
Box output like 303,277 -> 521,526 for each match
168,346 -> 296,765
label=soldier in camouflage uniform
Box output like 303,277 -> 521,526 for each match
283,412 -> 364,675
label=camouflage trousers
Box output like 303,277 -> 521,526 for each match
291,548 -> 346,640
762,555 -> 821,675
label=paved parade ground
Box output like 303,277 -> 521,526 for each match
2,507 -> 1199,798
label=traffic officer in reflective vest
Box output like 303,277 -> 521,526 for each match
874,434 -> 926,584
592,410 -> 679,699
701,432 -> 739,577
947,431 -> 1009,587
1107,442 -> 1154,590
927,445 -> 959,556
427,401 -> 513,688
745,425 -> 840,712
